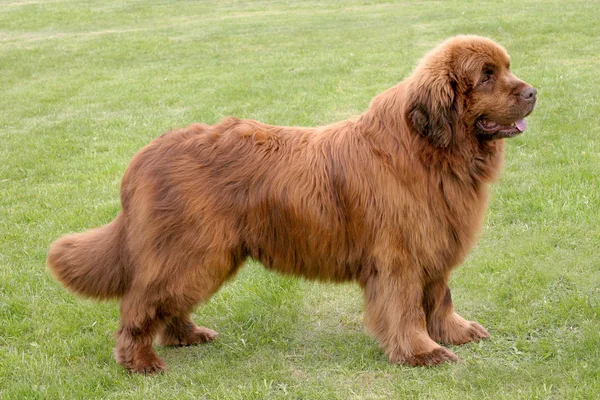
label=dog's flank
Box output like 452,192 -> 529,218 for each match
48,35 -> 536,374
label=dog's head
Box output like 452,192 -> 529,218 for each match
407,35 -> 537,147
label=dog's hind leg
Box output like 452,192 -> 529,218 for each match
115,281 -> 225,374
114,286 -> 219,373
113,232 -> 245,374
157,313 -> 218,346
154,249 -> 246,348
114,290 -> 169,374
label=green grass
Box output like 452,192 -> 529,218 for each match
1,0 -> 599,398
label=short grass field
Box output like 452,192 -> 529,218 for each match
1,0 -> 599,398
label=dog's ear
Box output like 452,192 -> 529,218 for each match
407,75 -> 458,148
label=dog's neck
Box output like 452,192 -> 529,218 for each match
357,89 -> 506,186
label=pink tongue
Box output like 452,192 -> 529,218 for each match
515,119 -> 527,132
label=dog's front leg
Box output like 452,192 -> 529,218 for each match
423,274 -> 489,345
362,268 -> 458,366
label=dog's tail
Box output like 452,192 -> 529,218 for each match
47,213 -> 130,300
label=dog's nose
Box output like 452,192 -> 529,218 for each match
521,87 -> 537,102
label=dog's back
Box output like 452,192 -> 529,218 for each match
119,117 -> 381,286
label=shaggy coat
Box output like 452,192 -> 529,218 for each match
48,35 -> 537,374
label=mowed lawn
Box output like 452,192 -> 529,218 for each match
1,0 -> 599,398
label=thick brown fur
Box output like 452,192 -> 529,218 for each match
47,36 -> 536,374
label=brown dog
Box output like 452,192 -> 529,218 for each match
48,35 -> 536,374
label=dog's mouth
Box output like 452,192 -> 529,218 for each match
476,117 -> 527,140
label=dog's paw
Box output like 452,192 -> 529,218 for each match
403,346 -> 458,367
130,357 -> 167,375
185,326 -> 218,345
117,350 -> 168,375
466,321 -> 489,342
159,325 -> 218,346
443,320 -> 489,345
430,313 -> 490,345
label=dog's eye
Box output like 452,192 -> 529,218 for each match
481,69 -> 494,84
